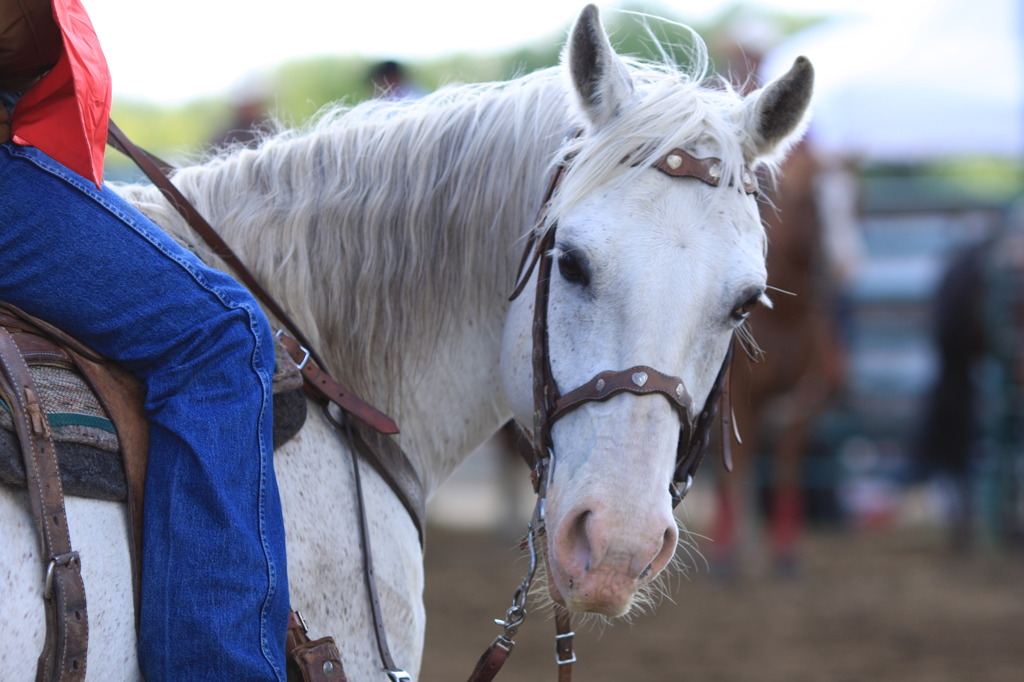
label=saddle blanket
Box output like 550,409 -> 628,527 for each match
0,337 -> 307,501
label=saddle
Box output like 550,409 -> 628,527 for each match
0,309 -> 308,496
0,301 -> 331,681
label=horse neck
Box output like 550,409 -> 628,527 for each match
125,76 -> 573,493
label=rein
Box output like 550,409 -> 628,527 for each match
106,122 -> 399,437
472,143 -> 755,682
107,122 -> 419,679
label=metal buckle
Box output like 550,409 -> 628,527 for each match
679,473 -> 694,499
385,670 -> 412,681
275,329 -> 311,369
554,630 -> 577,666
490,635 -> 515,655
43,551 -> 80,600
670,473 -> 695,508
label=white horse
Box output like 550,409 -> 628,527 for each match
0,5 -> 812,680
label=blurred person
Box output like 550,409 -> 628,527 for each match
715,10 -> 781,95
210,76 -> 275,150
0,0 -> 288,678
914,235 -> 989,550
915,199 -> 1024,551
368,59 -> 422,100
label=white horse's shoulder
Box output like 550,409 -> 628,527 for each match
275,409 -> 426,681
0,489 -> 138,681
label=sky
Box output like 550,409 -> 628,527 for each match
85,0 -> 905,104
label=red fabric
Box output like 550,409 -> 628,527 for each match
11,0 -> 111,187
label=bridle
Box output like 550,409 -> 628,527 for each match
512,142 -> 757,505
471,141 -> 758,682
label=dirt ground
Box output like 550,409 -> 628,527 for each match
420,523 -> 1024,682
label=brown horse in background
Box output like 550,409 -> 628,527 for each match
709,138 -> 848,575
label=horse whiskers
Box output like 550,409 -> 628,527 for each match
565,608 -> 617,631
736,322 -> 765,362
677,518 -> 713,548
676,526 -> 711,574
514,516 -> 709,633
624,521 -> 707,620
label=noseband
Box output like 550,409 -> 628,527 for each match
511,144 -> 757,508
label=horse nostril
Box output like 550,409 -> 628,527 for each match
554,508 -> 594,587
634,525 -> 679,583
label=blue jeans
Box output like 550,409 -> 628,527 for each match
0,143 -> 288,681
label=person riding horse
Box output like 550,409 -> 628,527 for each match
0,0 -> 290,678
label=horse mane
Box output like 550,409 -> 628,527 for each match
119,72 -> 567,404
115,48 -> 760,411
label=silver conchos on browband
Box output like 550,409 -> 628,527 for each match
654,148 -> 759,195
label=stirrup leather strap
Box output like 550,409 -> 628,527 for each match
0,326 -> 88,681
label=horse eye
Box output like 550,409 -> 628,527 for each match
557,250 -> 589,286
732,292 -> 763,322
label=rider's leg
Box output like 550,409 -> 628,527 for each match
0,142 -> 288,681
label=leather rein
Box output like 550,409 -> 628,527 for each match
107,122 -> 417,681
470,143 -> 757,682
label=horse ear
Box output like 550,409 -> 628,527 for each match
565,4 -> 635,128
741,56 -> 814,161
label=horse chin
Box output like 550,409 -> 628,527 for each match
554,576 -> 637,618
543,543 -> 637,618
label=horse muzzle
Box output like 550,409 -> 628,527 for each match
545,489 -> 679,616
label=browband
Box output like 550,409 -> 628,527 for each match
654,149 -> 759,195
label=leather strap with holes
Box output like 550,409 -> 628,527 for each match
0,326 -> 88,681
554,609 -> 575,682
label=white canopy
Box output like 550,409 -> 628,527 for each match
761,0 -> 1023,161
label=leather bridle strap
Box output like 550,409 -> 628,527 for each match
554,609 -> 575,681
106,121 -> 398,436
552,365 -> 693,422
0,326 -> 88,681
654,149 -> 759,195
530,225 -> 558,470
671,340 -> 734,506
509,156 -> 573,302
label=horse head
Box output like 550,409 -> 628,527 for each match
500,4 -> 813,617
